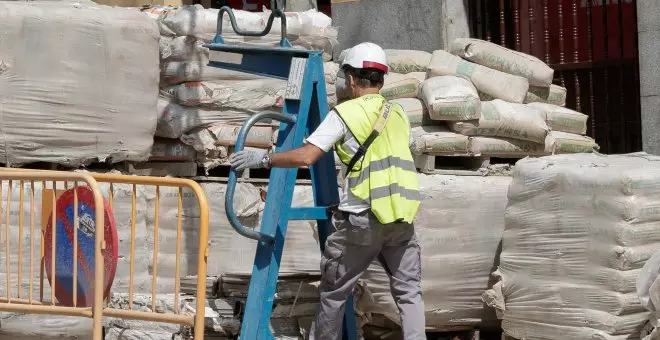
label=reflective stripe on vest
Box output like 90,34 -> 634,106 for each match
333,94 -> 421,224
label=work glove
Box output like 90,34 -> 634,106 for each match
229,149 -> 268,171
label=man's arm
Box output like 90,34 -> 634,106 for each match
270,143 -> 326,168
229,110 -> 346,171
271,111 -> 346,167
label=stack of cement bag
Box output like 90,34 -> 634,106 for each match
141,5 -> 339,170
382,39 -> 599,159
0,1 -> 160,168
483,153 -> 660,339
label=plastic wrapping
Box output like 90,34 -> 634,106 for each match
491,153 -> 660,340
161,78 -> 286,110
356,174 -> 512,328
0,1 -> 160,167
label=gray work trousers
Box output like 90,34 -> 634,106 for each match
309,210 -> 426,340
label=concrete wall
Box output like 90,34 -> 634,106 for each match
331,0 -> 470,58
638,0 -> 660,155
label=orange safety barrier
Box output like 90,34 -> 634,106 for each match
0,169 -> 209,340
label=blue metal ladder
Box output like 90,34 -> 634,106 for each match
206,5 -> 358,340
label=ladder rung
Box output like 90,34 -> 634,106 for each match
288,207 -> 331,220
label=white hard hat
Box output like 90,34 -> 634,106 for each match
340,42 -> 389,74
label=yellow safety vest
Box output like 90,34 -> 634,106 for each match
334,94 -> 421,224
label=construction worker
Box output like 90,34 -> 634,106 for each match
229,42 -> 426,339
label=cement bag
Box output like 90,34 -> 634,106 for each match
524,84 -> 568,106
469,136 -> 550,157
385,49 -> 432,73
428,50 -> 529,103
380,72 -> 425,100
159,5 -> 263,39
289,33 -> 339,62
182,123 -> 274,149
156,98 -> 262,138
161,79 -> 286,111
151,138 -> 197,161
141,5 -> 175,20
324,62 -> 340,87
528,102 -> 588,135
410,126 -> 470,155
324,61 -> 339,105
159,36 -> 208,62
547,131 -> 599,154
261,9 -> 334,36
420,76 -> 481,121
160,61 -> 267,86
390,98 -> 431,127
450,38 -> 554,86
449,100 -> 549,143
0,1 -> 159,167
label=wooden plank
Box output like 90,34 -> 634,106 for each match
180,276 -> 218,297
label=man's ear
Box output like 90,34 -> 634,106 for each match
346,73 -> 355,87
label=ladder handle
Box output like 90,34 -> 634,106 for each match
215,6 -> 288,41
225,111 -> 297,243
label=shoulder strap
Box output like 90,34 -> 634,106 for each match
345,102 -> 393,177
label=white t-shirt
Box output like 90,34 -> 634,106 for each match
306,109 -> 413,214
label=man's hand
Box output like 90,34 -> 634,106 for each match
229,149 -> 268,171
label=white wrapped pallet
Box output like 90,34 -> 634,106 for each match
428,50 -> 529,104
410,126 -> 470,155
525,84 -> 568,106
0,1 -> 159,167
449,100 -> 550,144
420,76 -> 481,121
528,102 -> 589,135
487,153 -> 660,340
357,174 -> 511,328
384,50 -> 432,74
380,72 -> 426,100
450,38 -> 554,86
